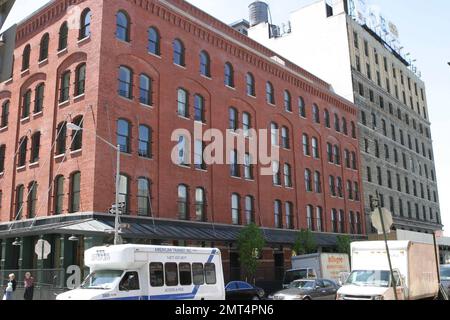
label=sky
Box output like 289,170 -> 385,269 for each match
3,0 -> 450,235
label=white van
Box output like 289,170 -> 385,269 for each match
56,244 -> 225,300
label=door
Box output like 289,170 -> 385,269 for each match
116,271 -> 142,300
312,280 -> 328,300
322,280 -> 338,300
392,270 -> 405,300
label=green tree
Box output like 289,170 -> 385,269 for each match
336,235 -> 352,256
292,229 -> 317,256
237,223 -> 266,283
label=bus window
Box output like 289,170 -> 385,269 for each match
119,271 -> 140,291
179,263 -> 192,286
204,263 -> 217,285
149,263 -> 164,287
192,263 -> 204,285
165,263 -> 179,286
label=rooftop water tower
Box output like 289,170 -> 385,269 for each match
248,1 -> 269,27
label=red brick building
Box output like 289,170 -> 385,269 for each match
0,0 -> 364,286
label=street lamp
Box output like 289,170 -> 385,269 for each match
68,235 -> 79,242
66,122 -> 122,246
12,238 -> 21,246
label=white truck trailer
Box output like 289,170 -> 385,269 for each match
283,253 -> 350,288
337,241 -> 440,300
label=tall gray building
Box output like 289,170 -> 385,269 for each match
0,0 -> 15,82
244,0 -> 442,234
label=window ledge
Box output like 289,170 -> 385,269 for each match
200,74 -> 212,80
21,69 -> 30,77
3,77 -> 13,85
33,111 -> 43,118
58,100 -> 70,108
57,48 -> 68,56
176,164 -> 191,169
54,154 -> 65,160
77,36 -> 91,45
17,165 -> 26,171
195,168 -> 208,173
73,94 -> 85,102
230,176 -> 242,180
147,52 -> 162,59
120,152 -> 132,157
247,94 -> 257,99
29,162 -> 39,169
174,63 -> 186,69
0,126 -> 8,133
177,115 -> 191,121
194,120 -> 207,126
20,117 -> 30,123
0,172 -> 4,178
225,85 -> 236,91
138,156 -> 153,161
70,149 -> 82,156
267,103 -> 276,107
244,178 -> 255,182
140,103 -> 154,109
119,95 -> 134,103
38,59 -> 48,67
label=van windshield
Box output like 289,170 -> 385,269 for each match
283,269 -> 308,286
81,270 -> 124,290
441,266 -> 450,280
345,270 -> 390,288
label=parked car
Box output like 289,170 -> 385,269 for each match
270,279 -> 339,300
441,265 -> 450,296
225,281 -> 265,300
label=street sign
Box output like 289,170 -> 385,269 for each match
371,208 -> 393,235
35,239 -> 51,260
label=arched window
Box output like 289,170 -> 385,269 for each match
178,184 -> 189,220
347,180 -> 353,200
30,131 -> 41,163
58,22 -> 68,51
281,126 -> 290,149
118,66 -> 132,99
329,175 -> 336,197
22,44 -> 30,71
334,113 -> 340,132
27,181 -> 38,218
302,134 -> 310,156
339,210 -> 345,233
244,153 -> 253,180
18,136 -> 27,167
116,11 -> 130,42
79,9 -> 92,39
1,100 -> 9,128
195,187 -> 206,222
231,193 -> 240,225
34,83 -> 45,113
138,125 -> 152,158
71,116 -> 83,151
173,39 -> 185,66
314,171 -> 322,193
194,94 -> 205,123
200,51 -> 211,77
304,169 -> 312,192
354,182 -> 360,201
148,27 -> 160,55
22,89 -> 31,118
177,88 -> 189,118
274,200 -> 282,228
246,73 -> 255,96
69,172 -> 81,213
285,202 -> 293,229
230,149 -> 239,177
177,135 -> 190,166
324,109 -> 330,128
316,207 -> 323,232
307,205 -> 314,230
272,161 -> 281,186
266,81 -> 275,105
313,104 -> 320,123
243,112 -> 251,137
334,145 -> 341,165
284,90 -> 292,112
55,122 -> 67,155
224,62 -> 234,87
331,209 -> 338,232
284,163 -> 292,188
137,177 -> 151,216
299,96 -> 306,118
0,145 -> 5,173
337,177 -> 343,198
54,175 -> 65,215
59,71 -> 70,103
117,119 -> 131,153
15,185 -> 24,219
139,74 -> 152,105
342,117 -> 348,135
312,137 -> 319,159
117,174 -> 129,214
39,34 -> 49,61
351,151 -> 357,170
344,149 -> 350,168
351,121 -> 357,138
270,122 -> 279,146
244,196 -> 254,225
229,107 -> 238,131
75,63 -> 86,96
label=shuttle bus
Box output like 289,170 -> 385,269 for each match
57,244 -> 225,300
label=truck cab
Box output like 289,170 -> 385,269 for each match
336,269 -> 406,300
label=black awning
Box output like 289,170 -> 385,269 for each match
0,213 -> 366,246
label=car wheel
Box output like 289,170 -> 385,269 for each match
252,295 -> 260,300
303,296 -> 312,301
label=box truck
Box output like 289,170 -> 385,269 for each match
282,253 -> 350,288
336,241 -> 440,300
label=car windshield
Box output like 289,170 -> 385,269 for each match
81,270 -> 124,290
441,266 -> 450,280
283,270 -> 308,285
345,270 -> 390,288
288,280 -> 315,289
